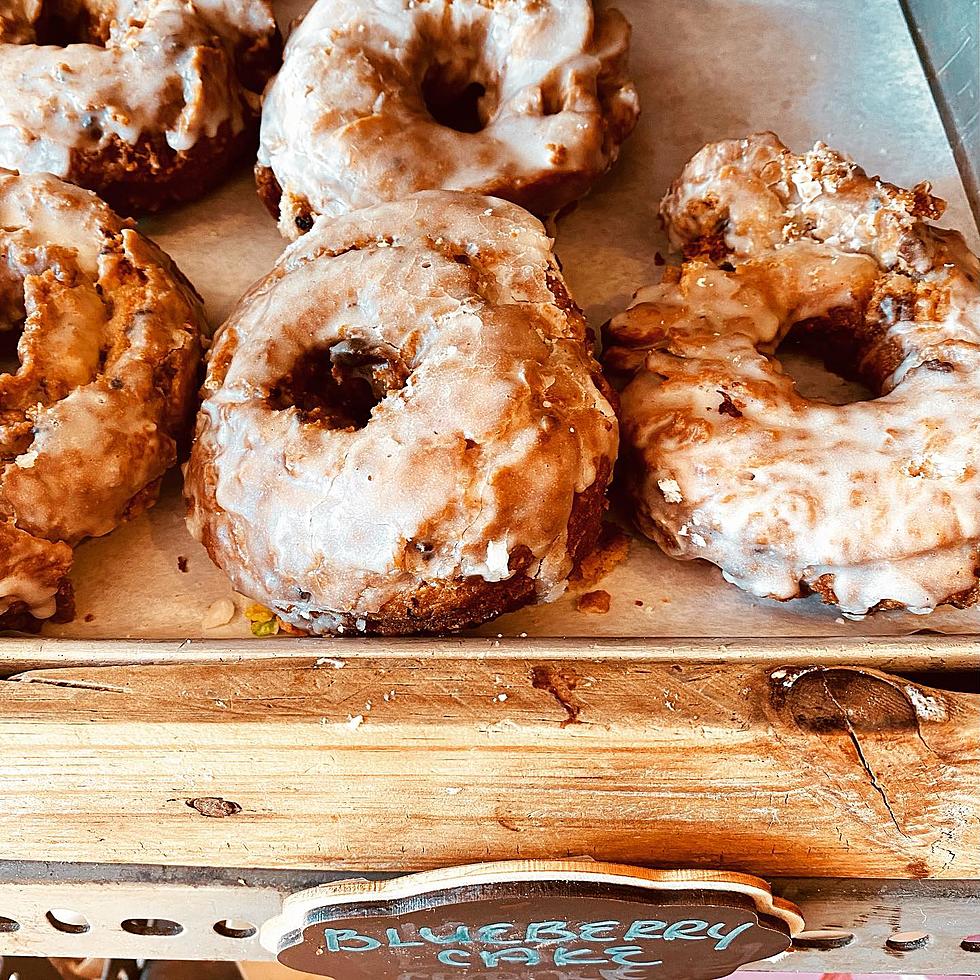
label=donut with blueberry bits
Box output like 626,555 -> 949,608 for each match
605,132 -> 980,617
185,191 -> 619,635
255,0 -> 639,238
0,171 -> 205,629
0,0 -> 280,212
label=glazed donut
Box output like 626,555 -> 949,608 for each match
605,133 -> 980,617
185,191 -> 618,635
0,0 -> 280,212
0,170 -> 205,628
255,0 -> 639,238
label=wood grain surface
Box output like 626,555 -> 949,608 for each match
0,659 -> 976,877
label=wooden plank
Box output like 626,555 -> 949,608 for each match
0,660 -> 976,877
1,634 -> 979,674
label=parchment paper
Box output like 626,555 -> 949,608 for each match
44,0 -> 980,641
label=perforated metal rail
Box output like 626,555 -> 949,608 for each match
0,866 -> 977,975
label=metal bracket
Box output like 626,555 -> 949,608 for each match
0,864 -> 977,975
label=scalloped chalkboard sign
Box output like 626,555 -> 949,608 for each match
261,861 -> 803,979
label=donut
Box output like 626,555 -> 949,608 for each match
255,0 -> 639,238
0,170 -> 205,629
0,0 -> 280,212
604,132 -> 980,617
185,191 -> 619,635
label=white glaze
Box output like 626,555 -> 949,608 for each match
606,133 -> 980,616
185,191 -> 618,633
258,0 -> 639,237
0,0 -> 276,185
0,171 -> 204,621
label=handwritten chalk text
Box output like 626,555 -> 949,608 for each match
317,918 -> 757,970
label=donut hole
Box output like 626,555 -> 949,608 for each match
778,331 -> 876,405
33,0 -> 108,46
0,285 -> 26,376
421,61 -> 490,134
773,305 -> 904,405
269,342 -> 408,430
0,326 -> 23,376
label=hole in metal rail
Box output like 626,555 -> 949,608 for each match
46,908 -> 91,934
213,917 -> 258,939
791,928 -> 855,950
886,929 -> 930,951
120,917 -> 183,937
962,934 -> 980,952
0,915 -> 19,932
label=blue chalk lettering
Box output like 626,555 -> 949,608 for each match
604,945 -> 664,967
526,921 -> 578,943
419,925 -> 472,945
321,928 -> 381,953
662,919 -> 708,941
477,922 -> 521,945
480,948 -> 541,967
578,920 -> 620,942
554,947 -> 608,966
437,949 -> 471,967
623,920 -> 667,941
707,921 -> 755,951
385,927 -> 424,948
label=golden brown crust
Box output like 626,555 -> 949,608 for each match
368,458 -> 611,636
606,132 -> 980,617
257,0 -> 639,236
0,171 -> 206,624
69,121 -> 260,215
0,0 -> 281,212
254,164 -> 283,221
0,579 -> 74,634
186,191 -> 619,635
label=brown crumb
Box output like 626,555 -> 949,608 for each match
569,523 -> 630,591
634,599 -> 644,607
717,390 -> 743,418
577,589 -> 611,615
654,251 -> 666,266
83,613 -> 95,623
277,619 -> 309,636
177,555 -> 189,573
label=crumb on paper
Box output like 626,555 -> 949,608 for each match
314,657 -> 345,669
83,612 -> 95,623
245,602 -> 279,637
177,555 -> 189,573
243,602 -> 307,637
577,589 -> 611,615
346,714 -> 364,730
202,597 -> 236,630
634,599 -> 643,607
568,523 -> 630,591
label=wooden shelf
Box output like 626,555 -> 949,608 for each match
1,657 -> 975,877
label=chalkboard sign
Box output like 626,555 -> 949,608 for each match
261,861 -> 803,980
